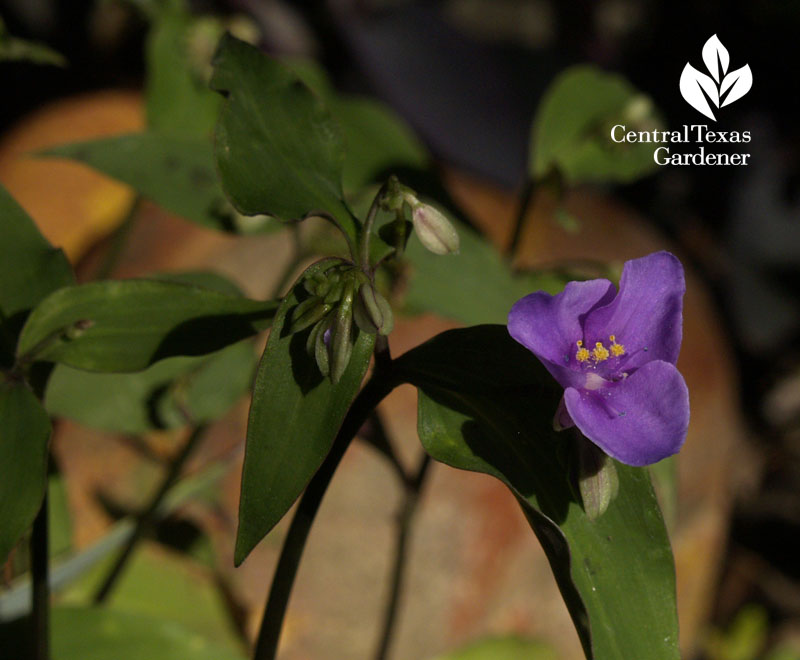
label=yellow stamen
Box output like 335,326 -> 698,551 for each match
593,341 -> 610,362
609,334 -> 625,357
575,340 -> 590,363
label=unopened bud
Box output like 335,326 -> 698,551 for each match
289,297 -> 331,335
411,203 -> 460,256
323,277 -> 345,305
330,282 -> 355,384
353,283 -> 394,336
313,316 -> 333,377
304,272 -> 332,298
576,438 -> 619,520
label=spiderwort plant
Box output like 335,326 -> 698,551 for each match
508,251 -> 690,466
1,25 -> 686,660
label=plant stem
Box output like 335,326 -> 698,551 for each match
252,364 -> 399,660
31,490 -> 49,660
93,425 -> 207,604
359,182 -> 389,271
506,178 -> 535,259
374,452 -> 431,660
361,410 -> 406,484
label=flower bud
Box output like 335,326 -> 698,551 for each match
288,297 -> 331,335
576,438 -> 619,520
313,316 -> 333,377
411,203 -> 460,256
330,281 -> 355,384
353,283 -> 394,336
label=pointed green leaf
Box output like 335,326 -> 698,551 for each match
0,183 -> 74,336
236,260 -> 375,564
210,35 -> 356,242
45,340 -> 256,433
332,96 -> 428,194
17,280 -> 277,371
41,134 -> 278,234
282,57 -> 428,194
0,383 -> 51,562
397,325 -> 679,660
531,66 -> 662,184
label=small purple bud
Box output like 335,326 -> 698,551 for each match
411,203 -> 460,256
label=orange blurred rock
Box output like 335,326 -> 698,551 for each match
0,90 -> 143,261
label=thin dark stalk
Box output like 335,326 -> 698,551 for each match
31,491 -> 49,660
506,178 -> 535,259
374,453 -> 431,660
361,409 -> 406,484
93,425 -> 207,603
252,364 -> 398,660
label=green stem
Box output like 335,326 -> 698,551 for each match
374,452 -> 431,660
506,178 -> 535,259
31,490 -> 49,660
252,353 -> 398,660
359,182 -> 389,271
93,425 -> 207,604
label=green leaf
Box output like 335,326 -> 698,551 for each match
236,260 -> 375,564
61,543 -> 242,652
45,340 -> 256,433
0,606 -> 246,660
0,183 -> 74,336
531,66 -> 662,184
332,96 -> 428,194
432,636 -> 558,660
0,383 -> 51,562
144,2 -> 222,137
210,35 -> 356,242
282,57 -> 429,194
404,216 -> 567,324
397,326 -> 679,660
41,134 -> 278,234
17,280 -> 277,371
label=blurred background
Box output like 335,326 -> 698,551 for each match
1,1 -> 799,659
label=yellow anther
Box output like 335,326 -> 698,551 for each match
592,341 -> 610,362
575,340 -> 590,363
609,335 -> 625,357
577,340 -> 583,347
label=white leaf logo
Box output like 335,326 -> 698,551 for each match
680,34 -> 752,120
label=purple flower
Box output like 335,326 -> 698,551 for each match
507,251 -> 689,466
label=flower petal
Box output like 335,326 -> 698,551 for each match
583,251 -> 684,369
508,279 -> 616,387
563,360 -> 689,466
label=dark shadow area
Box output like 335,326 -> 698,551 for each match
150,309 -> 274,364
